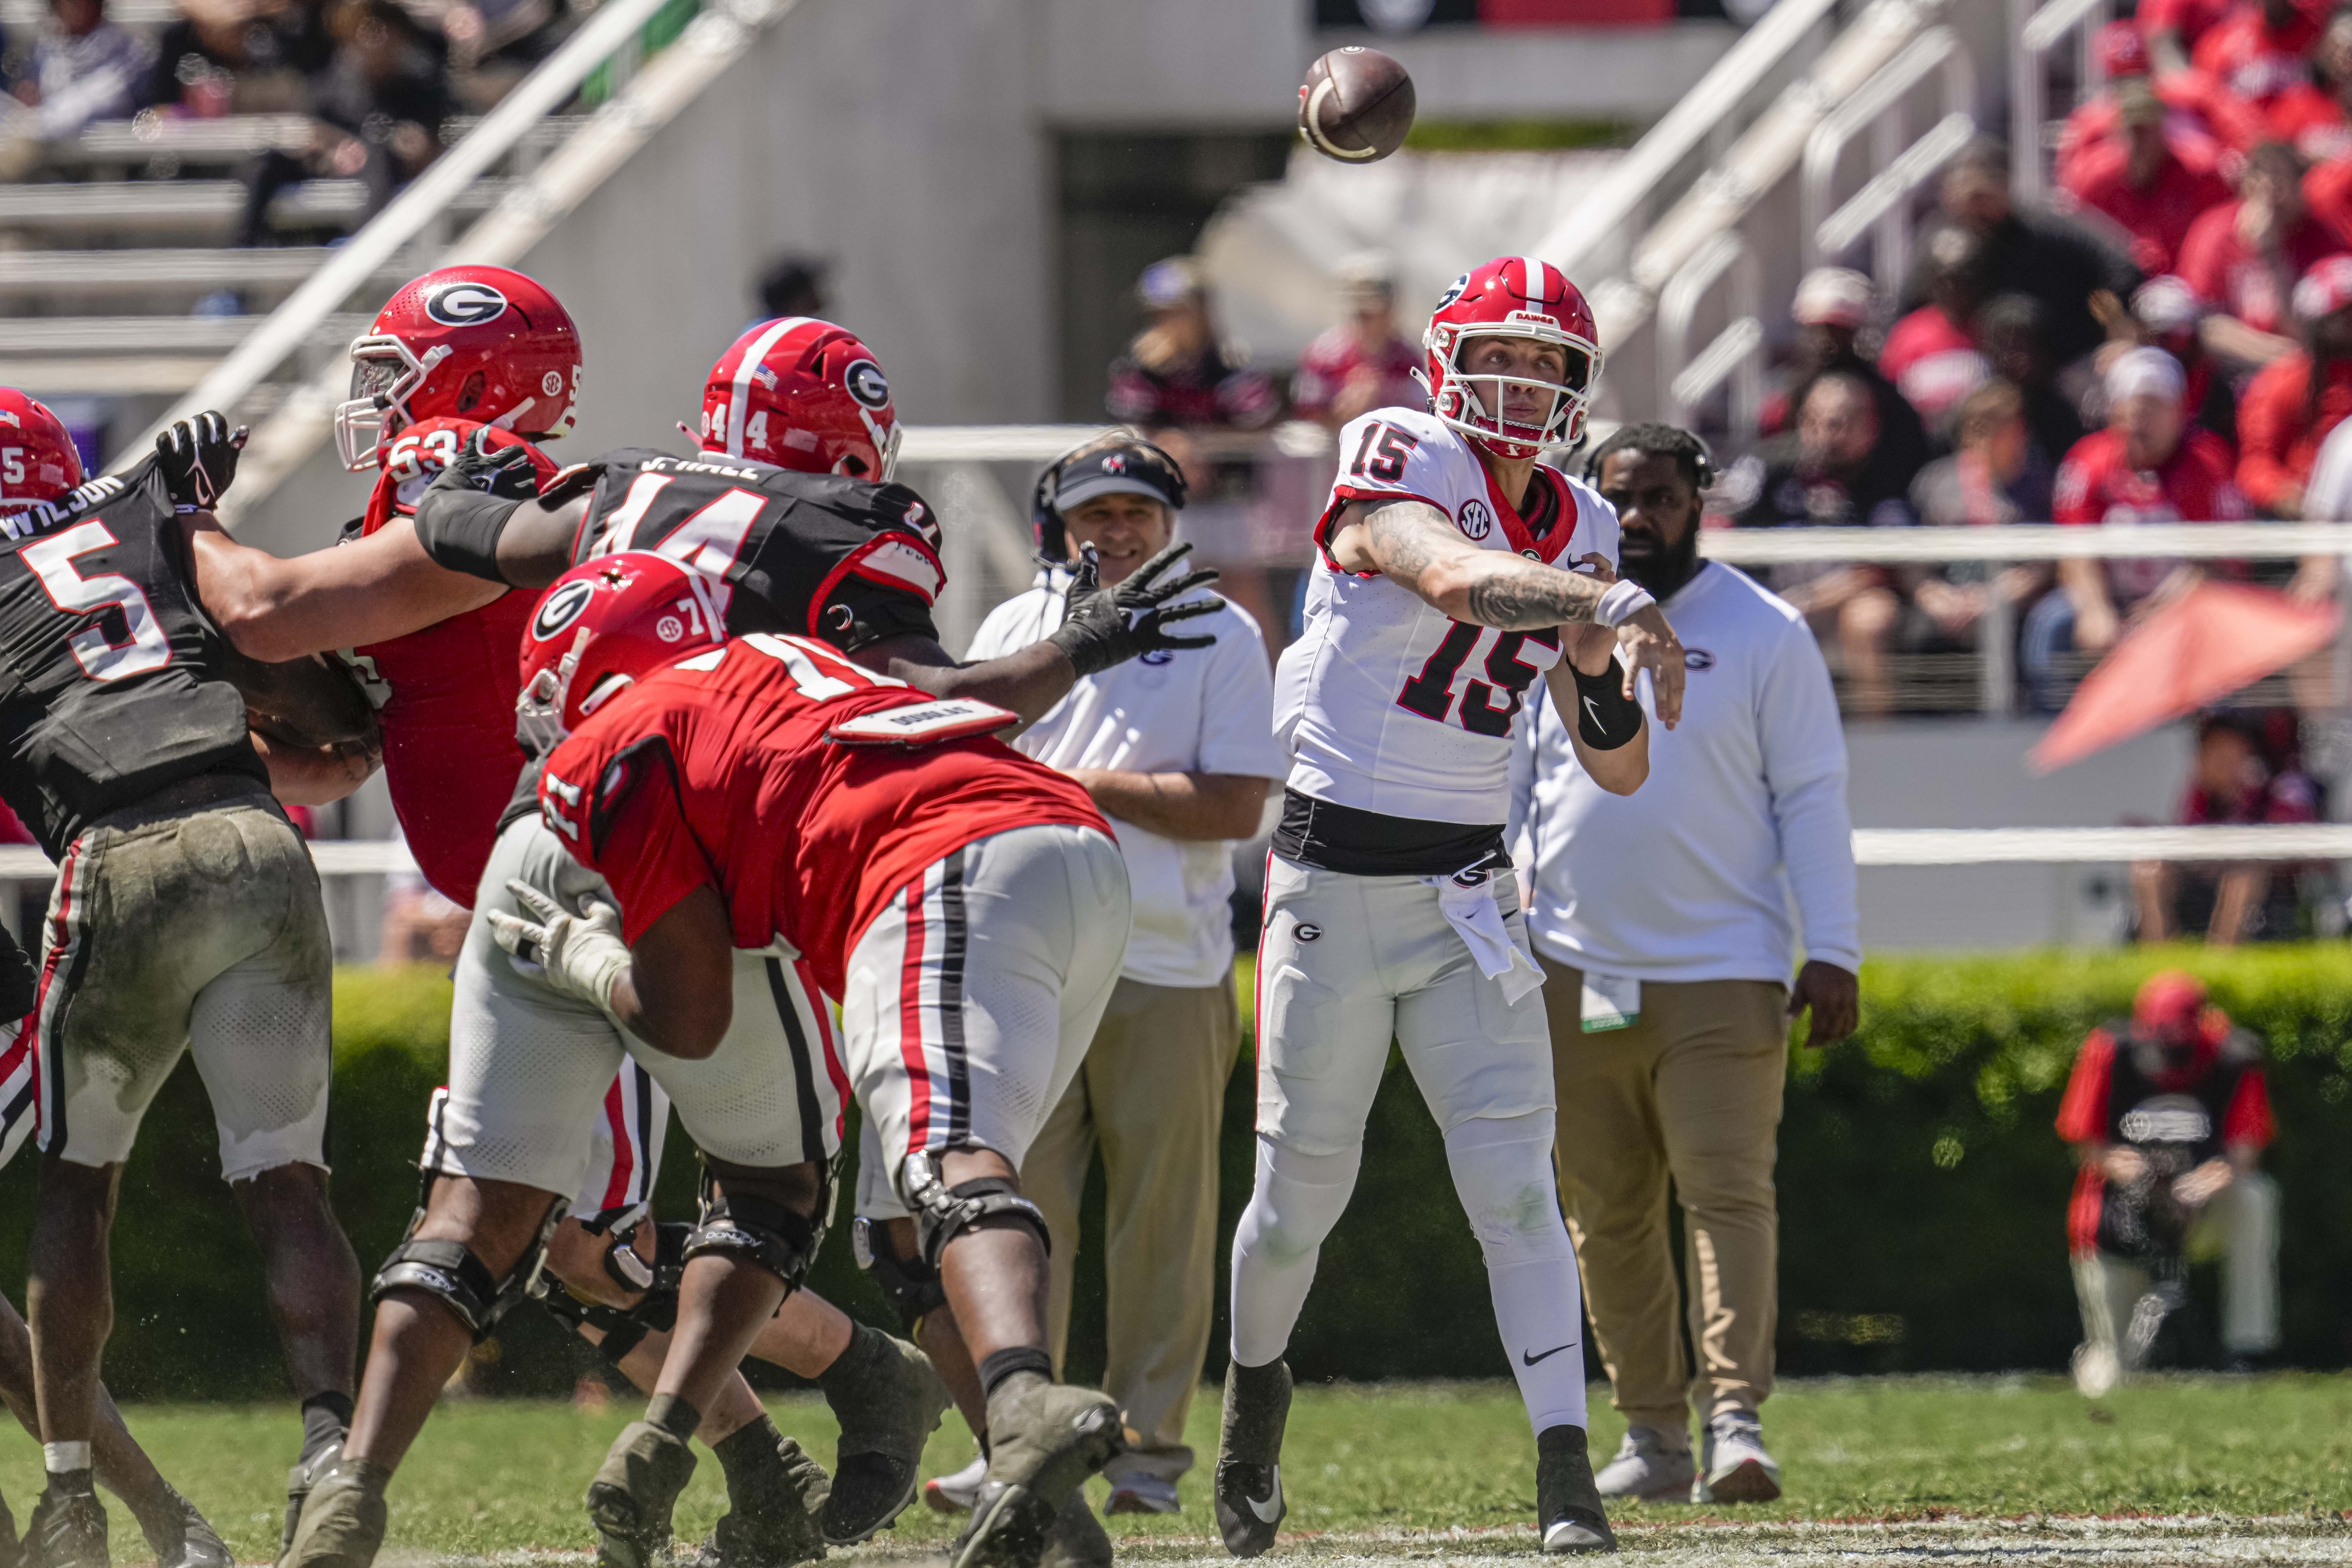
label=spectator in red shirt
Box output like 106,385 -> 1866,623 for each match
1290,253 -> 1422,429
1105,256 -> 1278,432
2144,0 -> 2243,73
2264,7 -> 2352,160
2025,347 -> 2249,707
2059,21 -> 2263,191
1880,226 -> 1993,429
2064,78 -> 2235,274
2054,969 -> 2278,1395
2193,0 -> 2326,110
2177,140 -> 2345,370
2236,252 -> 2352,511
2134,713 -> 2322,943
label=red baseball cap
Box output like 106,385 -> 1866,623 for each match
2133,970 -> 2208,1040
2098,20 -> 2150,79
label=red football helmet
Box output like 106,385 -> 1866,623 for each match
335,265 -> 583,472
515,552 -> 726,755
0,389 -> 85,513
699,318 -> 900,481
1421,256 -> 1605,460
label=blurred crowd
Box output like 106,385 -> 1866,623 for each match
2,0 -> 578,243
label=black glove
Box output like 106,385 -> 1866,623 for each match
0,922 -> 34,1026
1046,542 -> 1223,676
154,411 -> 245,510
431,427 -> 543,501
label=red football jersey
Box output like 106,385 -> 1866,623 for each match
539,633 -> 1109,998
353,417 -> 558,905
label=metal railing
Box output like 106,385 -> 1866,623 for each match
1800,24 -> 1976,281
121,0 -> 803,502
1659,231 -> 1764,437
2010,0 -> 2112,202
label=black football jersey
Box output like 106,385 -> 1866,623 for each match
569,449 -> 945,649
0,457 -> 263,856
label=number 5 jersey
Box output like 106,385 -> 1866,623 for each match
0,456 -> 266,855
1276,404 -> 1618,826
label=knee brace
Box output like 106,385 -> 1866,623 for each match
1441,1111 -> 1575,1268
904,1149 -> 1049,1268
371,1197 -> 566,1342
683,1166 -> 817,1288
851,1215 -> 948,1334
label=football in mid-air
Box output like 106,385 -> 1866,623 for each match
1297,46 -> 1415,164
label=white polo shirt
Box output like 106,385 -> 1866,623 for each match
1507,561 -> 1862,984
967,567 -> 1285,989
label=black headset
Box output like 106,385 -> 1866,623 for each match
1580,425 -> 1716,492
1029,435 -> 1190,562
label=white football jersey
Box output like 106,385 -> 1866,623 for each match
1275,406 -> 1620,826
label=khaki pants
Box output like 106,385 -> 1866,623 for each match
2071,1170 -> 2281,1374
1542,958 -> 1787,1437
1025,973 -> 1240,1485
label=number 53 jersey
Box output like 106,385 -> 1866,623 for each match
1276,405 -> 1618,826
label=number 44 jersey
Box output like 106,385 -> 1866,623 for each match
1276,405 -> 1619,826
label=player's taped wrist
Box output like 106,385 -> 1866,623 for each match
412,485 -> 523,586
488,881 -> 632,1014
1570,658 -> 1644,750
1592,579 -> 1657,628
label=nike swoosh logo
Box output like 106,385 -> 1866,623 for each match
1583,695 -> 1603,724
1246,1465 -> 1282,1523
1522,1343 -> 1576,1366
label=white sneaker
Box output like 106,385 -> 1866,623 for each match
923,1454 -> 988,1514
1104,1473 -> 1181,1515
1593,1425 -> 1695,1501
2071,1342 -> 2120,1400
1692,1412 -> 1780,1504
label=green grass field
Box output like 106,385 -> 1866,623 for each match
10,1375 -> 2349,1563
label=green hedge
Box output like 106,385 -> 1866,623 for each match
3,948 -> 2348,1401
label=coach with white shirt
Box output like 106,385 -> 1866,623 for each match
965,432 -> 1284,1517
1508,423 -> 1861,1508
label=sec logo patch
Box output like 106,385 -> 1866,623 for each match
1457,498 -> 1494,541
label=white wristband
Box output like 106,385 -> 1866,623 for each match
1594,579 -> 1657,628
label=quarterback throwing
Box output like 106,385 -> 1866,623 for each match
1217,256 -> 1684,1559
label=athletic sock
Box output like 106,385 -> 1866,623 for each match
814,1321 -> 881,1400
645,1393 -> 702,1444
711,1414 -> 784,1493
43,1442 -> 93,1495
1227,1137 -> 1361,1368
300,1392 -> 354,1463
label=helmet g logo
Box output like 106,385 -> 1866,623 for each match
422,281 -> 509,327
531,579 -> 596,642
1434,273 -> 1469,312
1457,498 -> 1494,541
844,360 -> 891,410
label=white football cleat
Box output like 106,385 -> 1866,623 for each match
924,1455 -> 988,1514
1104,1473 -> 1181,1516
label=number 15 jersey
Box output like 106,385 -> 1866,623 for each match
1275,406 -> 1618,826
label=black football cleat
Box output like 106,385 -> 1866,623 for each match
1212,1358 -> 1291,1559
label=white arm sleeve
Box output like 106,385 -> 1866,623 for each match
1757,623 -> 1862,973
